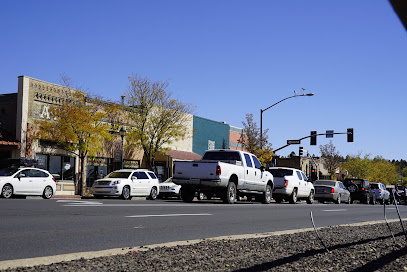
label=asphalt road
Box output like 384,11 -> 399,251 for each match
0,197 -> 406,262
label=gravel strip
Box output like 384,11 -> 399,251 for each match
3,221 -> 407,272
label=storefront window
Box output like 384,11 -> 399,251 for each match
86,157 -> 108,187
50,155 -> 62,179
35,154 -> 75,181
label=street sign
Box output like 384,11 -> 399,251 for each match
287,140 -> 301,145
326,130 -> 334,138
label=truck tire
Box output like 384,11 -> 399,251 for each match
289,189 -> 298,204
223,182 -> 236,204
261,185 -> 272,204
181,187 -> 195,203
306,190 -> 314,204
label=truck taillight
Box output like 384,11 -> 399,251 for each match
331,188 -> 335,194
216,165 -> 221,175
283,180 -> 288,187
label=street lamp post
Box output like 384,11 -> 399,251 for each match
260,91 -> 314,149
119,126 -> 126,169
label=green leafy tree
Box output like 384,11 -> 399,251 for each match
238,113 -> 273,165
124,74 -> 193,173
36,76 -> 118,195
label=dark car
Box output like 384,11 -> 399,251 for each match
343,178 -> 376,204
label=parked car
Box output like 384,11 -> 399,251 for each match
173,150 -> 273,204
313,180 -> 351,204
91,169 -> 159,200
0,167 -> 56,199
268,167 -> 314,204
343,178 -> 375,204
158,178 -> 181,199
370,182 -> 390,205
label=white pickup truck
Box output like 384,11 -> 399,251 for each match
172,149 -> 273,204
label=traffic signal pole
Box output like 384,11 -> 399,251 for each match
273,130 -> 353,153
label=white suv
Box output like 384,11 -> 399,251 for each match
268,167 -> 314,204
91,169 -> 160,200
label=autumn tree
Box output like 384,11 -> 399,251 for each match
36,76 -> 118,195
319,141 -> 342,179
124,74 -> 193,173
238,113 -> 273,165
342,155 -> 399,185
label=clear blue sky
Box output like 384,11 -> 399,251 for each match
1,0 -> 406,160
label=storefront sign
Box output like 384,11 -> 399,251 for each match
87,157 -> 107,166
124,160 -> 140,169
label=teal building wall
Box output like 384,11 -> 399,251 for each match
192,116 -> 230,156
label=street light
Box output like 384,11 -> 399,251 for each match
119,126 -> 126,169
260,91 -> 314,148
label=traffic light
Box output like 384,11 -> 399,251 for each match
347,128 -> 354,142
311,168 -> 317,181
310,131 -> 317,145
299,146 -> 303,156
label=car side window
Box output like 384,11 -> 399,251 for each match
133,172 -> 149,179
301,172 -> 307,181
296,171 -> 303,180
251,155 -> 262,169
31,169 -> 47,177
19,169 -> 31,178
147,172 -> 157,179
244,154 -> 253,168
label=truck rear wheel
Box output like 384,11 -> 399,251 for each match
223,182 -> 236,204
181,187 -> 195,203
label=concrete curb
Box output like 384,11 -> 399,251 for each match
1,219 -> 405,270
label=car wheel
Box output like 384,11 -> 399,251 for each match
177,190 -> 182,200
121,186 -> 131,200
42,186 -> 54,199
181,187 -> 195,203
346,195 -> 351,204
261,185 -> 272,204
289,189 -> 298,204
348,184 -> 358,193
148,187 -> 158,200
335,194 -> 341,204
197,192 -> 205,200
306,190 -> 314,204
223,182 -> 236,204
1,184 -> 13,199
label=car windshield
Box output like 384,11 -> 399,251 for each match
314,180 -> 336,186
370,184 -> 379,189
268,169 -> 293,177
0,168 -> 19,176
106,171 -> 132,179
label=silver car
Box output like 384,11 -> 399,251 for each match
370,182 -> 390,205
314,180 -> 351,204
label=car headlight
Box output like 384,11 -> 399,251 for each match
112,180 -> 121,185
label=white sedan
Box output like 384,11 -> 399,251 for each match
92,169 -> 160,200
0,167 -> 56,199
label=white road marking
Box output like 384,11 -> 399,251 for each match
126,213 -> 213,218
322,209 -> 347,212
56,200 -> 103,205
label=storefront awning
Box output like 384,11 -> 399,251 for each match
166,150 -> 202,161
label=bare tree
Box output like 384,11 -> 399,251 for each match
125,74 -> 194,173
319,141 -> 342,179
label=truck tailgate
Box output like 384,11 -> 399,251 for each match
174,161 -> 219,180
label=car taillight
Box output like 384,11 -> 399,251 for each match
379,190 -> 381,193
52,177 -> 56,182
283,180 -> 288,187
331,188 -> 335,194
216,165 -> 221,175
362,188 -> 365,191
